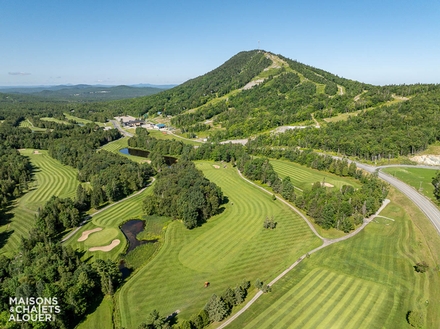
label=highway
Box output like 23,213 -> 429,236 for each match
348,161 -> 440,235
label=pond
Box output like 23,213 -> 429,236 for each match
120,219 -> 158,253
119,147 -> 177,165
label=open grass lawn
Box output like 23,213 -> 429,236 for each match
117,162 -> 322,329
382,167 -> 439,202
100,137 -> 149,163
228,188 -> 440,329
0,149 -> 78,256
270,159 -> 362,191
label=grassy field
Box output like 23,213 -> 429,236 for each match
0,149 -> 79,256
117,162 -> 322,328
270,159 -> 362,191
99,137 -> 148,163
149,129 -> 203,146
228,187 -> 440,329
19,119 -> 47,131
324,95 -> 409,124
416,141 -> 440,156
40,116 -> 71,124
77,296 -> 113,329
63,112 -> 106,127
382,167 -> 439,202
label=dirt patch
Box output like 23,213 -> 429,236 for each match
89,239 -> 120,252
410,155 -> 440,165
77,227 -> 103,242
33,150 -> 42,155
241,79 -> 265,90
213,165 -> 220,169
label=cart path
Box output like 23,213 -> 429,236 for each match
217,170 -> 390,328
61,177 -> 155,242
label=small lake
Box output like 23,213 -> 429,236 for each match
119,147 -> 177,165
120,219 -> 158,253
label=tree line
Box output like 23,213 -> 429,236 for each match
0,196 -> 121,329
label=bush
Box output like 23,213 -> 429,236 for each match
407,310 -> 425,328
414,261 -> 429,273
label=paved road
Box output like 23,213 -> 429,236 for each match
333,158 -> 440,235
110,120 -> 133,137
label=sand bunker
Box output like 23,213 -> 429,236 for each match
33,150 -> 42,154
89,239 -> 120,252
213,165 -> 220,169
77,227 -> 103,242
312,182 -> 334,188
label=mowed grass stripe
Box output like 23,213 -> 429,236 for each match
180,165 -> 293,272
314,276 -> 367,328
276,272 -> 347,328
1,150 -> 79,256
243,268 -> 337,328
292,275 -> 357,329
118,163 -> 321,328
230,189 -> 437,329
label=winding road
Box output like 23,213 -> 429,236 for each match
352,161 -> 440,234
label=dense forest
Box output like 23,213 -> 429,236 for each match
143,161 -> 223,229
248,90 -> 440,159
0,148 -> 33,209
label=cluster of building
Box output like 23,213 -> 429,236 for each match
114,116 -> 167,130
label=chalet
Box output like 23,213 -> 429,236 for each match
155,123 -> 166,129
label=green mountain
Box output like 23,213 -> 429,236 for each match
54,49 -> 440,159
0,85 -> 167,102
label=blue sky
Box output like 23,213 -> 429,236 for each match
1,0 -> 439,86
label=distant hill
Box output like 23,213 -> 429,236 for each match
0,84 -> 170,101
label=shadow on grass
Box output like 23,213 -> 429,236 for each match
0,230 -> 14,250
